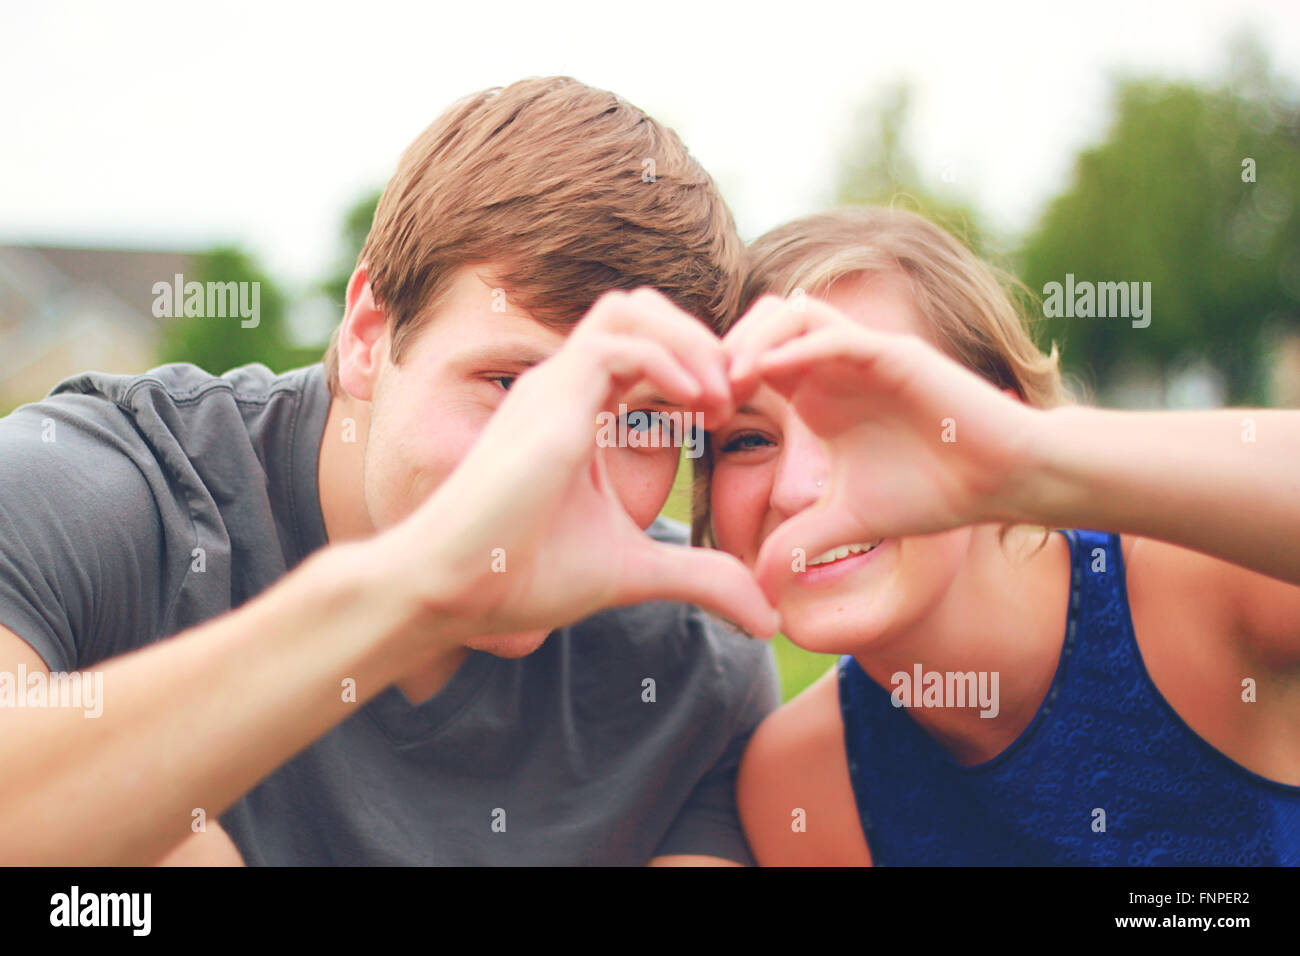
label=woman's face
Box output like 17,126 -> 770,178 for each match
709,271 -> 972,654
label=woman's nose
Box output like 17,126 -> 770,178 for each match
769,418 -> 830,519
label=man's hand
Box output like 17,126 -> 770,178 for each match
379,288 -> 781,648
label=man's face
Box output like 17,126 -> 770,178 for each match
351,264 -> 687,655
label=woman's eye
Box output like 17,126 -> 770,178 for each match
718,432 -> 773,453
489,376 -> 517,392
622,410 -> 660,432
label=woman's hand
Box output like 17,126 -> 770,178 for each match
383,288 -> 781,643
724,294 -> 1041,598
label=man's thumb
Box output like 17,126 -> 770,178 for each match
624,543 -> 780,638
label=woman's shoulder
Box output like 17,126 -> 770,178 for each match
736,660 -> 873,866
1117,533 -> 1300,784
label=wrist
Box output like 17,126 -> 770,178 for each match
985,403 -> 1057,526
312,536 -> 473,676
996,403 -> 1089,528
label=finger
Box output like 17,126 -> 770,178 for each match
623,542 -> 781,639
592,289 -> 733,424
751,326 -> 885,399
725,296 -> 851,401
592,333 -> 703,405
547,331 -> 703,418
722,294 -> 804,402
491,333 -> 703,480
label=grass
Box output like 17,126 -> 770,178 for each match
659,452 -> 839,703
770,634 -> 837,702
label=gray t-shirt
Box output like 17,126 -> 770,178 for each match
0,361 -> 780,865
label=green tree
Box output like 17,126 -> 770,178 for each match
1018,39 -> 1300,404
156,246 -> 294,375
321,188 -> 383,309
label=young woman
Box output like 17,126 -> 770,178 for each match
702,207 -> 1300,865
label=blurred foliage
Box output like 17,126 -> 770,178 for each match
321,188 -> 383,309
837,80 -> 991,257
1017,36 -> 1300,404
156,186 -> 382,376
155,246 -> 311,374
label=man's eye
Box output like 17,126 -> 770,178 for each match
719,432 -> 773,453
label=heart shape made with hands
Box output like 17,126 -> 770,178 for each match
421,285 -> 1033,644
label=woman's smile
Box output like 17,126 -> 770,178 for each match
797,538 -> 889,586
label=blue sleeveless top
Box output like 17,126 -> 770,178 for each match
838,528 -> 1300,865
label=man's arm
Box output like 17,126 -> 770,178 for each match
0,289 -> 776,865
0,541 -> 438,865
0,635 -> 239,866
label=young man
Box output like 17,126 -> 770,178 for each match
0,77 -> 780,866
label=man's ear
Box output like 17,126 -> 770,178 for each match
336,265 -> 388,402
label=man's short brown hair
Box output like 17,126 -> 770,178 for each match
323,76 -> 744,393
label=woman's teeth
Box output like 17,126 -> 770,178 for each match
806,541 -> 883,567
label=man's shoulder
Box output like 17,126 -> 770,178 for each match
1,360 -> 327,512
645,514 -> 690,546
47,361 -> 323,412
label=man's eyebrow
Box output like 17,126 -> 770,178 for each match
453,342 -> 556,368
735,404 -> 762,416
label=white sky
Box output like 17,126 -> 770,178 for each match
1,0 -> 1297,296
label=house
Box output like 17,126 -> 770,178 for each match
0,245 -> 198,412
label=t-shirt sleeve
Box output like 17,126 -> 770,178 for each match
0,398 -> 165,672
651,636 -> 782,864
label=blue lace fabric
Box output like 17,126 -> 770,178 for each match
838,528 -> 1300,865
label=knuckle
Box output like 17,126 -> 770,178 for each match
581,330 -> 616,359
597,290 -> 637,326
590,288 -> 630,316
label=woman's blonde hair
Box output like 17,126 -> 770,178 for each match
692,205 -> 1068,547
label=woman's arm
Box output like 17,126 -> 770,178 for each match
725,295 -> 1300,590
1016,407 -> 1300,586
